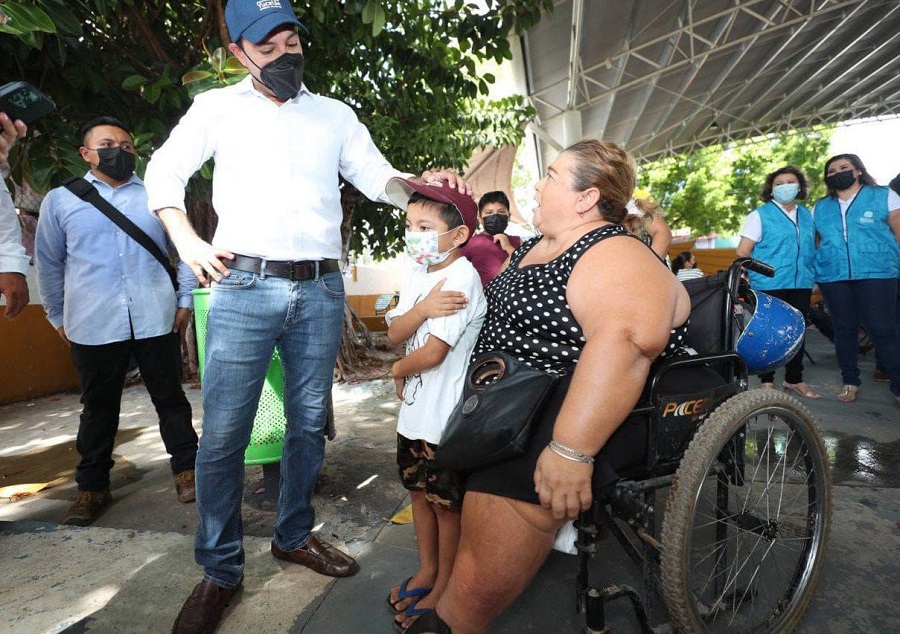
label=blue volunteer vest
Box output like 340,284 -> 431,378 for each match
747,202 -> 816,290
814,185 -> 899,283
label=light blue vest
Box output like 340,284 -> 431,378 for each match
814,185 -> 899,283
747,202 -> 816,290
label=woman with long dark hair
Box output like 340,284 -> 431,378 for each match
813,154 -> 900,405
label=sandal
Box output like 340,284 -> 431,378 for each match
387,578 -> 432,615
405,610 -> 452,634
394,604 -> 434,633
837,385 -> 859,403
783,382 -> 820,399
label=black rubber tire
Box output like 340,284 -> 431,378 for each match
660,388 -> 832,633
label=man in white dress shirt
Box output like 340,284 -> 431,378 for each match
144,1 -> 471,630
0,112 -> 29,320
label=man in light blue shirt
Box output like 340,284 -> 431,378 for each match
35,116 -> 200,527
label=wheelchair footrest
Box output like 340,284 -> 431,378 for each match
583,584 -> 671,634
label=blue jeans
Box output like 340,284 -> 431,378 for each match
819,278 -> 900,397
195,267 -> 345,588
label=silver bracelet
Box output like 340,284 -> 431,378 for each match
548,440 -> 594,464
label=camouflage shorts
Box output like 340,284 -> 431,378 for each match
396,433 -> 464,510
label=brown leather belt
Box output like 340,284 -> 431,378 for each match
225,254 -> 340,281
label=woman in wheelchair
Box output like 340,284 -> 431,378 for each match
736,165 -> 819,398
407,140 -> 692,634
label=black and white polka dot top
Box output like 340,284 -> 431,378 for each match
472,224 -> 689,372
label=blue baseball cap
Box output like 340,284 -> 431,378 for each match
225,0 -> 307,44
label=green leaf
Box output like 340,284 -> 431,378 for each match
36,1 -> 83,35
181,69 -> 216,85
223,57 -> 248,75
210,47 -> 227,73
372,6 -> 386,36
361,0 -> 376,24
143,83 -> 161,104
122,74 -> 149,90
19,30 -> 44,49
1,2 -> 56,33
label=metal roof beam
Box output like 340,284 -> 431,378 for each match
638,107 -> 899,163
566,0 -> 585,110
644,1 -> 769,146
536,0 -> 861,122
531,0 -> 861,104
590,1 -> 639,136
663,0 -> 824,149
710,0 -> 845,122
616,1 -> 694,146
749,2 -> 900,123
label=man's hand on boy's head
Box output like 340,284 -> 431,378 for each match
416,278 -> 468,319
420,169 -> 474,197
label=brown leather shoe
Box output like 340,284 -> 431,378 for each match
171,578 -> 242,634
874,370 -> 890,382
174,469 -> 196,503
271,535 -> 360,577
62,489 -> 111,526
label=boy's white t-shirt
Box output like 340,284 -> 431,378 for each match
385,256 -> 487,444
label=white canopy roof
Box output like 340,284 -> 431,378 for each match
520,0 -> 900,168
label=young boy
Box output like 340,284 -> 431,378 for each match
383,177 -> 487,631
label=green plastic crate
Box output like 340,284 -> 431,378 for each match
192,288 -> 285,465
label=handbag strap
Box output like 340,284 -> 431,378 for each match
64,176 -> 177,291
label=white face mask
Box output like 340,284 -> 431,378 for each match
405,228 -> 456,266
772,182 -> 800,204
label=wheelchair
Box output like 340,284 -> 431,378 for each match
575,257 -> 833,633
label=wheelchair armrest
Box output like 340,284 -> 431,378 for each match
648,352 -> 745,402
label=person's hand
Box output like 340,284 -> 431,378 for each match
492,232 -> 514,254
394,376 -> 405,400
420,169 -> 474,197
534,445 -> 594,520
56,325 -> 70,348
172,307 -> 193,333
0,113 -> 27,164
176,236 -> 234,286
415,279 -> 467,318
0,272 -> 28,320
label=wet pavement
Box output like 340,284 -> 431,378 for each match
0,329 -> 898,633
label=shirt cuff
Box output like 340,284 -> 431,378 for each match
46,312 -> 64,330
0,253 -> 30,275
177,295 -> 194,310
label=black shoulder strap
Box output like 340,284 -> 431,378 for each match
63,177 -> 177,290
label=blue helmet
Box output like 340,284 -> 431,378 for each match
735,290 -> 805,374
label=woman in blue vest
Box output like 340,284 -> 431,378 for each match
737,165 -> 818,398
813,154 -> 900,405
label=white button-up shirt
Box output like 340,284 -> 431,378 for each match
0,178 -> 29,275
144,76 -> 404,261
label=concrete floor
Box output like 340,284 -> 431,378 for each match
1,330 -> 898,633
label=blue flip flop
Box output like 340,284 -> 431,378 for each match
394,604 -> 434,632
386,577 -> 432,615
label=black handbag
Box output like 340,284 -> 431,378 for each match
434,351 -> 567,472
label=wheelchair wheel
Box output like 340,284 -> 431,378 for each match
660,389 -> 832,633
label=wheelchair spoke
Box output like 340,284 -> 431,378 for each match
661,391 -> 832,633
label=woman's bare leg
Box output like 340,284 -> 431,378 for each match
434,492 -> 563,634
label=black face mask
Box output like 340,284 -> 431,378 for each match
482,214 -> 509,236
95,147 -> 136,182
825,170 -> 857,191
244,49 -> 305,101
